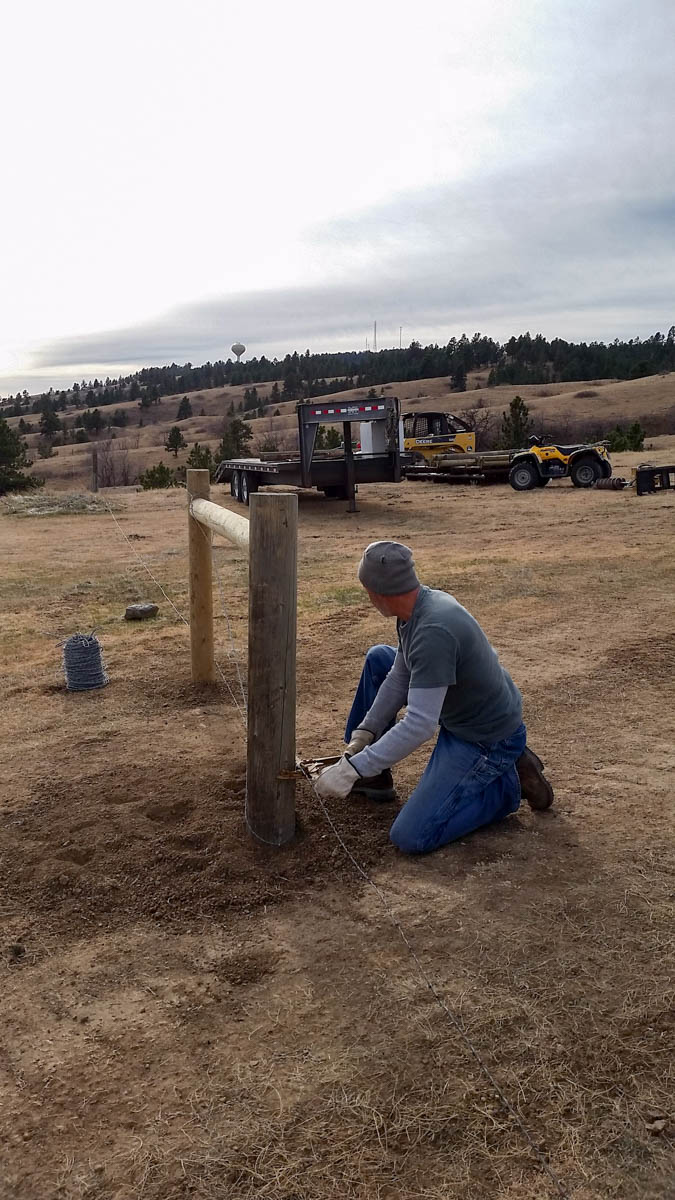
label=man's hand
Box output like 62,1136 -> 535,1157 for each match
346,727 -> 375,755
315,755 -> 360,800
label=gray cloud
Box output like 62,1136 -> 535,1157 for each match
20,0 -> 675,387
29,154 -> 675,378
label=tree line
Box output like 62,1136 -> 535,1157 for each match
4,327 -> 675,419
484,329 -> 675,387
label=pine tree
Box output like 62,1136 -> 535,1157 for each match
282,357 -> 303,402
186,442 -> 215,475
315,425 -> 343,449
626,420 -> 645,450
498,396 -> 533,448
176,396 -> 193,420
139,462 -> 176,489
83,409 -> 104,434
39,409 -> 61,438
450,363 -> 467,391
216,418 -> 253,459
0,416 -> 40,493
165,426 -> 187,457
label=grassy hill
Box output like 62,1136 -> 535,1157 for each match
7,370 -> 675,492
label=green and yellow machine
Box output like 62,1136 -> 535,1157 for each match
402,411 -> 475,462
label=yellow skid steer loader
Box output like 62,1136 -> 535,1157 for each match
402,411 -> 475,463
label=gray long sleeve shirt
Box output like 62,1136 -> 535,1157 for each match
350,586 -> 522,777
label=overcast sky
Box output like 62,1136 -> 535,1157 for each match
1,0 -> 673,395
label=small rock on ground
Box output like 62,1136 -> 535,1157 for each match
124,603 -> 159,621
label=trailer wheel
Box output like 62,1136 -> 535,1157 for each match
509,461 -> 539,491
570,455 -> 602,487
321,485 -> 348,500
231,470 -> 242,501
240,472 -> 259,506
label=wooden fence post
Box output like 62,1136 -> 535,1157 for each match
187,468 -> 216,684
246,492 -> 297,845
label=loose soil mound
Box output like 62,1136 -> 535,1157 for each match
2,761 -> 392,933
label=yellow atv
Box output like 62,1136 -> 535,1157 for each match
508,437 -> 612,490
403,410 -> 475,463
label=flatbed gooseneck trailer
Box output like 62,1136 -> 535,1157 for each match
214,396 -> 404,511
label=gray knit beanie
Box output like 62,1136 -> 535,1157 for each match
357,541 -> 420,596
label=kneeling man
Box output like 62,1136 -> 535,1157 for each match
316,541 -> 553,853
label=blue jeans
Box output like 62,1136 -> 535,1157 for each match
346,645 -> 525,854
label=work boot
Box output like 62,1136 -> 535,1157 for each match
351,769 -> 397,802
516,748 -> 554,811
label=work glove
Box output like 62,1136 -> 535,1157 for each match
315,755 -> 360,801
346,727 -> 375,755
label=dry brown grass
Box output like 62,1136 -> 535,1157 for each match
0,490 -> 117,517
1,465 -> 674,1199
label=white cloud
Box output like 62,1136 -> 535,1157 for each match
1,0 -> 673,393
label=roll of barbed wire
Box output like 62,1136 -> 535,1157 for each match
62,632 -> 109,691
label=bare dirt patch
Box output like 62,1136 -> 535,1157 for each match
2,756 -> 392,933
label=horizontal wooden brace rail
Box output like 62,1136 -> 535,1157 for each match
190,496 -> 250,550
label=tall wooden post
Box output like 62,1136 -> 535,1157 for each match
187,468 -> 215,684
246,492 -> 297,845
91,449 -> 98,493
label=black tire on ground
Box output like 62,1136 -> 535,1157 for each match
509,460 -> 539,491
570,455 -> 603,487
321,485 -> 349,500
231,470 -> 241,501
240,472 -> 259,506
536,476 -> 551,487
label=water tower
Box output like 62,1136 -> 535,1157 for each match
231,341 -> 246,363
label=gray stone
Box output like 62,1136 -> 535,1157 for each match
124,603 -> 159,621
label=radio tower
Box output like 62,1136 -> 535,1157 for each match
373,321 -> 377,352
